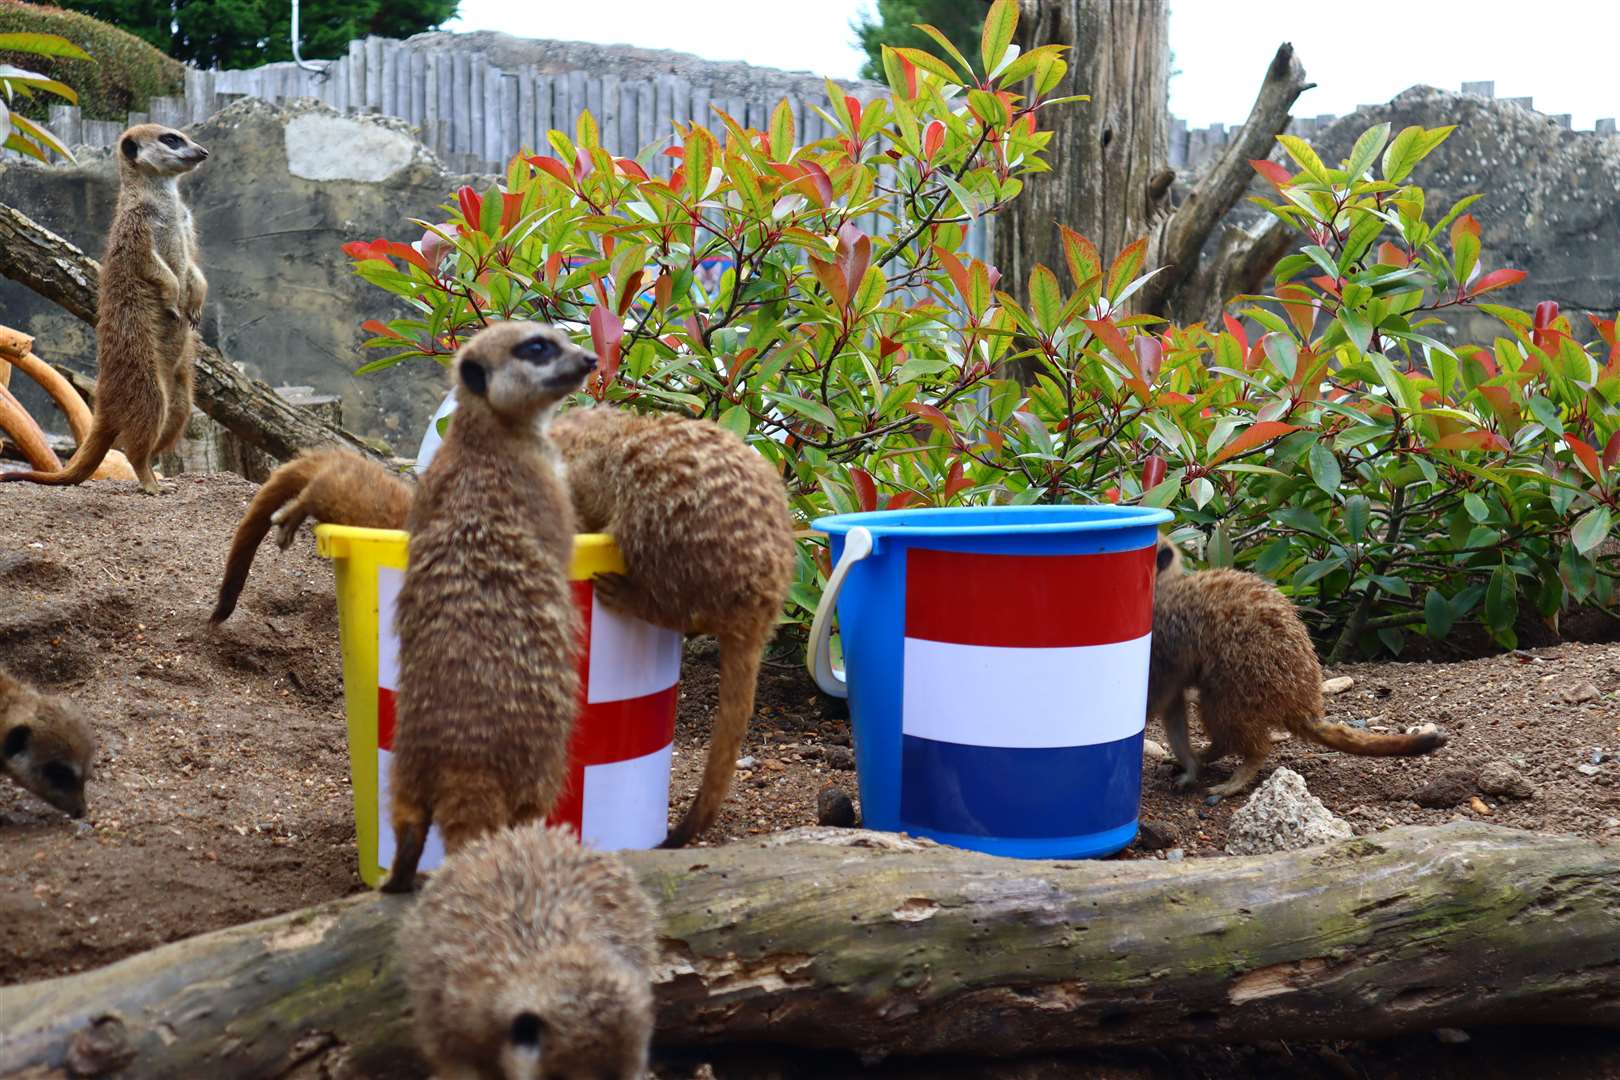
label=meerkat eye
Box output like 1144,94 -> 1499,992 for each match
159,133 -> 182,148
42,762 -> 76,789
512,336 -> 558,363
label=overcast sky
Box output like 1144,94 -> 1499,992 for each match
448,0 -> 1620,131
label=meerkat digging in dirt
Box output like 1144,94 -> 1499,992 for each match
381,322 -> 596,893
0,124 -> 208,495
1148,537 -> 1446,797
1,668 -> 95,819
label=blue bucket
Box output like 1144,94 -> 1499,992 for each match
807,505 -> 1172,859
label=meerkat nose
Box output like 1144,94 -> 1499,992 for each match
581,353 -> 599,371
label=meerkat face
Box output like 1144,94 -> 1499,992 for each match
119,123 -> 209,178
455,322 -> 598,422
492,957 -> 653,1080
2,698 -> 94,818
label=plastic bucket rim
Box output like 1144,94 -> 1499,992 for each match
811,503 -> 1173,538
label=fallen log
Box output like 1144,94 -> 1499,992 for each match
0,203 -> 387,466
1,822 -> 1615,1077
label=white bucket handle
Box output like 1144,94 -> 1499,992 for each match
807,526 -> 874,698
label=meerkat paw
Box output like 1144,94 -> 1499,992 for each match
1172,770 -> 1199,791
1206,777 -> 1251,798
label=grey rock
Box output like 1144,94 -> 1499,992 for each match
1142,737 -> 1169,761
1320,676 -> 1355,695
1561,680 -> 1602,704
734,755 -> 756,769
1413,767 -> 1478,808
815,787 -> 857,828
824,746 -> 856,771
1577,763 -> 1603,777
1165,848 -> 1185,862
1479,760 -> 1536,799
1225,768 -> 1353,856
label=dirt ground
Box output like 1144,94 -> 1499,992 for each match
2,475 -> 1617,1077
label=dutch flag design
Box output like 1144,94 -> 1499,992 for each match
897,546 -> 1152,843
373,567 -> 680,874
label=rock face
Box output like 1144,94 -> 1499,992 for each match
0,98 -> 478,452
1225,767 -> 1353,856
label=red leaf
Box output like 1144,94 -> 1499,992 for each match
923,120 -> 945,161
1603,430 -> 1620,470
904,402 -> 952,437
1431,430 -> 1510,452
1081,317 -> 1150,401
1140,454 -> 1166,490
1566,436 -> 1603,483
1532,300 -> 1560,351
886,491 -> 922,511
1376,242 -> 1409,267
1211,422 -> 1302,465
1134,336 -> 1163,385
1104,486 -> 1121,504
497,192 -> 523,233
528,155 -> 573,187
361,319 -> 405,340
456,185 -> 482,228
614,157 -> 649,181
1222,313 -> 1249,354
1249,159 -> 1292,187
836,222 -> 872,298
898,53 -> 918,98
616,269 -> 646,317
934,246 -> 971,302
589,304 -> 624,385
1310,274 -> 1343,298
809,256 -> 849,308
589,273 -> 610,309
1588,312 -> 1617,348
654,273 -> 673,311
944,459 -> 971,500
850,467 -> 877,512
844,95 -> 863,134
800,160 -> 835,206
343,240 -> 380,261
545,251 -> 563,286
1465,268 -> 1526,298
381,241 -> 431,273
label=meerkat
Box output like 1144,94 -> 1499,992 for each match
398,822 -> 657,1080
551,406 -> 794,848
1,669 -> 95,819
210,448 -> 414,625
0,124 -> 208,495
381,322 -> 596,894
1149,538 -> 1446,796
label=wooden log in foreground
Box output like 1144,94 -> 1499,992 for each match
2,823 -> 1617,1077
0,203 -> 387,466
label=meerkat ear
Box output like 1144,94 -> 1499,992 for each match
3,724 -> 30,758
120,136 -> 139,161
1156,542 -> 1176,573
459,359 -> 488,397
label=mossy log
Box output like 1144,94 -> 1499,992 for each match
2,823 -> 1616,1077
0,202 -> 386,467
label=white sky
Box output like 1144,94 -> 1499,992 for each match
448,0 -> 1620,131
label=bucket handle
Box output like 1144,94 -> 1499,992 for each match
806,526 -> 874,698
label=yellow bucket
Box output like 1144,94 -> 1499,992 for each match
316,524 -> 683,886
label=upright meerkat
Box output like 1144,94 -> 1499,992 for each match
382,322 -> 596,894
398,822 -> 657,1080
1148,537 -> 1446,796
0,124 -> 208,495
210,449 -> 413,625
551,406 -> 794,847
1,669 -> 95,819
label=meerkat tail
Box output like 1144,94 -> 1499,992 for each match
1288,715 -> 1448,757
0,419 -> 118,487
210,455 -> 323,624
662,628 -> 765,848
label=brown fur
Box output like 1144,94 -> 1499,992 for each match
0,124 -> 208,494
398,822 -> 656,1080
552,406 -> 794,847
1149,537 -> 1446,796
381,322 -> 596,894
210,449 -> 413,624
1,668 -> 95,818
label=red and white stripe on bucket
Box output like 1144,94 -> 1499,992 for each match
374,568 -> 681,875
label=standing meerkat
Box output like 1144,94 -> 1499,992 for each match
1149,537 -> 1446,796
0,124 -> 208,495
398,822 -> 657,1080
382,322 -> 596,894
210,448 -> 414,625
1,669 -> 95,819
551,406 -> 794,848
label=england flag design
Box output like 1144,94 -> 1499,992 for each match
897,545 -> 1153,843
372,567 -> 680,875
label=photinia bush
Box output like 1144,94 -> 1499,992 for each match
344,0 -> 1618,656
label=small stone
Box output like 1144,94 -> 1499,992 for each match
816,786 -> 857,827
1204,794 -> 1222,806
735,755 -> 756,769
1346,716 -> 1368,729
1225,768 -> 1353,856
1405,722 -> 1441,738
824,746 -> 856,771
1560,680 -> 1601,704
1468,796 -> 1492,815
1577,763 -> 1602,777
1479,761 -> 1536,799
761,758 -> 786,772
1135,819 -> 1179,851
1594,749 -> 1607,765
1433,1027 -> 1471,1045
1142,738 -> 1169,761
1165,848 -> 1185,862
1321,676 -> 1355,695
1413,767 -> 1478,809
1603,818 -> 1620,830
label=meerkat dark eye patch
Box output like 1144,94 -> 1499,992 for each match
120,136 -> 139,160
159,133 -> 182,148
1156,544 -> 1175,572
42,762 -> 76,790
512,336 -> 558,363
509,1010 -> 543,1047
3,725 -> 30,757
459,359 -> 488,396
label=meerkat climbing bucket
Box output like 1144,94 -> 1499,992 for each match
807,505 -> 1172,859
317,525 -> 682,888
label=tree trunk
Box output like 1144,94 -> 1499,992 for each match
0,203 -> 388,467
3,823 -> 1615,1078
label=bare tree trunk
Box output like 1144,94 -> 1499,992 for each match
3,824 -> 1616,1078
0,203 -> 388,467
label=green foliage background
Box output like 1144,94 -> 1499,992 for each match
853,0 -> 983,81
0,1 -> 180,119
49,0 -> 458,69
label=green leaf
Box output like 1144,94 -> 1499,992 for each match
1206,524 -> 1234,568
1572,506 -> 1612,555
1484,563 -> 1517,634
1293,556 -> 1346,589
1424,588 -> 1455,638
1338,309 -> 1373,355
1344,122 -> 1391,180
1382,124 -> 1454,183
1028,263 -> 1062,334
1276,133 -> 1331,184
0,32 -> 90,60
1273,506 -> 1331,539
1189,476 -> 1214,508
1376,627 -> 1405,656
1527,395 -> 1563,435
718,405 -> 751,438
1141,474 -> 1182,508
979,0 -> 1019,75
1307,443 -> 1342,495
914,22 -> 977,79
1463,492 -> 1490,523
1344,495 -> 1370,543
768,98 -> 795,160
